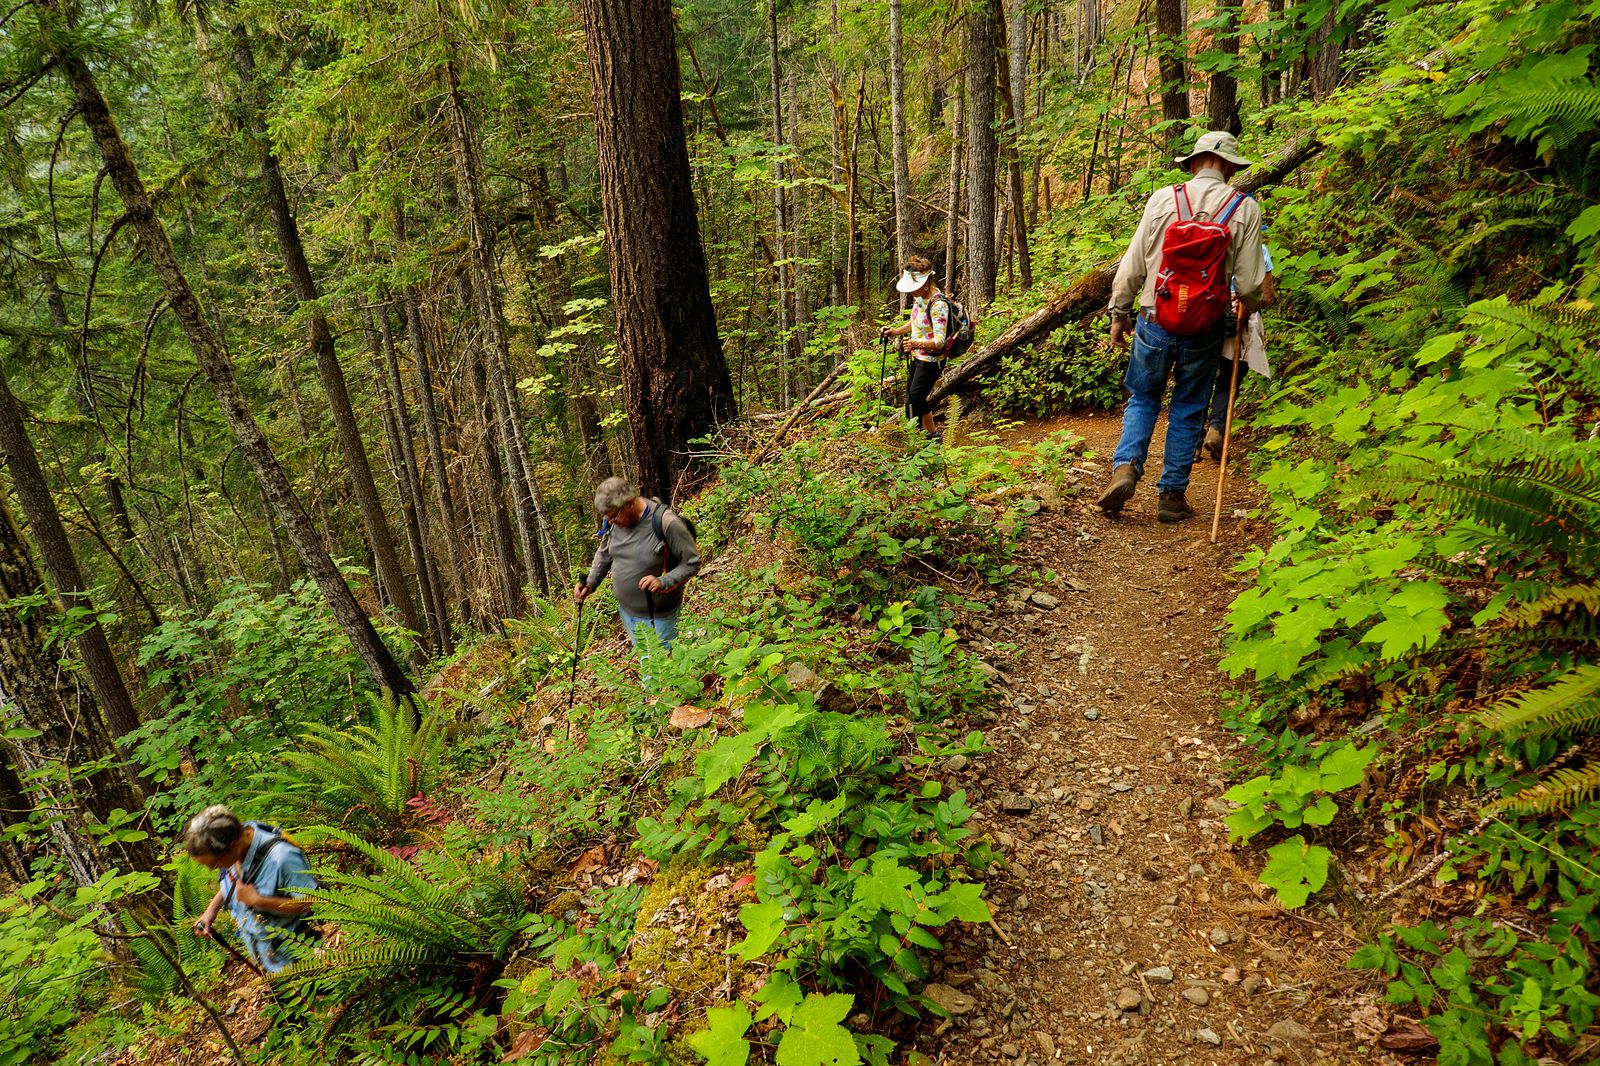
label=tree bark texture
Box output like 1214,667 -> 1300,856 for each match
229,26 -> 424,646
1154,0 -> 1192,140
966,0 -> 999,308
767,0 -> 791,406
44,1 -> 415,696
578,0 -> 735,502
0,366 -> 143,745
996,0 -> 1033,292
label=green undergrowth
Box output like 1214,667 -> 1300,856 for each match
1191,1 -> 1600,1062
28,416 -> 1079,1064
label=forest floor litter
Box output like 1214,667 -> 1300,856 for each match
915,409 -> 1397,1066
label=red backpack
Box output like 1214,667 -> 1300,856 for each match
1153,184 -> 1247,336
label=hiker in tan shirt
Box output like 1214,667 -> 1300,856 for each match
1098,130 -> 1267,523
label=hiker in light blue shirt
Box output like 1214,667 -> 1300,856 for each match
184,805 -> 317,974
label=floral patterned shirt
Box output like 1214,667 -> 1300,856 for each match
909,294 -> 951,350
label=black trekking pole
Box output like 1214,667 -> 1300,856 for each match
876,335 -> 889,428
566,595 -> 585,714
194,920 -> 265,978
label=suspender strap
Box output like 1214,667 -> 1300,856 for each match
1173,184 -> 1193,222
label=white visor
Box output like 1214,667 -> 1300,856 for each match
895,269 -> 933,294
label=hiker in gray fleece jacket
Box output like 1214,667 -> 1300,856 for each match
574,477 -> 701,650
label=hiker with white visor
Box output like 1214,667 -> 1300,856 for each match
878,255 -> 951,439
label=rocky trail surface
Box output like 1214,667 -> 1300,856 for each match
915,411 -> 1390,1066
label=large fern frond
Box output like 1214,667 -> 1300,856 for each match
1501,583 -> 1600,629
1490,762 -> 1600,816
1478,665 -> 1600,737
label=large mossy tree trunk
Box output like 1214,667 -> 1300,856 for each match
40,0 -> 414,697
579,0 -> 735,501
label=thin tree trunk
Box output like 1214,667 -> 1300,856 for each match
767,0 -> 791,407
578,0 -> 736,501
996,0 -> 1033,291
468,343 -> 523,622
229,25 -> 422,644
945,84 -> 964,291
967,0 -> 999,308
403,290 -> 471,626
443,60 -> 562,595
0,492 -> 163,892
1155,0 -> 1192,142
890,0 -> 911,279
0,362 -> 143,745
1261,0 -> 1285,105
829,0 -> 842,307
0,747 -> 33,884
787,60 -> 808,378
1206,0 -> 1241,131
44,0 -> 413,696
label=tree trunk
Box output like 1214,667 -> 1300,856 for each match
1154,0 -> 1191,142
578,0 -> 735,502
229,25 -> 423,646
0,364 -> 143,746
0,747 -> 33,885
403,289 -> 471,627
1206,0 -> 1241,132
1260,0 -> 1285,106
767,0 -> 791,407
468,343 -> 523,622
966,0 -> 999,308
0,492 -> 163,890
44,0 -> 414,696
996,0 -> 1033,292
890,0 -> 911,277
945,84 -> 964,291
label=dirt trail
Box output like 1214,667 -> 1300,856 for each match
918,411 -> 1378,1066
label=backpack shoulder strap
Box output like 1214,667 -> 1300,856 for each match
1215,190 -> 1247,226
1173,183 -> 1194,222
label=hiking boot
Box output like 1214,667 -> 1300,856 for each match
1097,464 -> 1139,516
1157,491 -> 1195,523
1203,426 -> 1224,462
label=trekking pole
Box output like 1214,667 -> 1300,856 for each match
566,595 -> 584,714
876,335 -> 889,428
1209,319 -> 1248,544
195,920 -> 265,978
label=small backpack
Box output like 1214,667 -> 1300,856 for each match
930,294 -> 975,361
1153,184 -> 1246,336
648,501 -> 697,575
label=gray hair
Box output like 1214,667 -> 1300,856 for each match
182,805 -> 244,857
594,476 -> 637,513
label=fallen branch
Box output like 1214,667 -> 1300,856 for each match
749,358 -> 851,463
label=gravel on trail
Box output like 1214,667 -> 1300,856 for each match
914,411 -> 1393,1066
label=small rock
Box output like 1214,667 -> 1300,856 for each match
1241,974 -> 1265,995
1000,1043 -> 1020,1059
1182,986 -> 1211,1006
923,982 -> 978,1016
1266,1020 -> 1312,1042
1177,796 -> 1193,819
1034,1032 -> 1056,1058
1063,577 -> 1090,592
1048,947 -> 1065,961
1015,894 -> 1030,911
1196,1027 -> 1222,1046
1084,709 -> 1100,721
1208,928 -> 1231,946
944,754 -> 971,773
1031,591 -> 1060,610
1220,966 -> 1241,984
974,660 -> 1003,682
1002,794 -> 1036,815
1109,781 -> 1133,793
1143,966 -> 1175,984
1114,988 -> 1144,1012
1088,824 -> 1104,845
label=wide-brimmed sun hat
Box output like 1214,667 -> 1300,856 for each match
1174,130 -> 1253,169
895,268 -> 933,294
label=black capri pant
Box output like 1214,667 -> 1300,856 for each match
905,357 -> 943,417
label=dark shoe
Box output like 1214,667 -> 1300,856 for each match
1157,491 -> 1195,523
1097,464 -> 1139,515
1204,426 -> 1224,462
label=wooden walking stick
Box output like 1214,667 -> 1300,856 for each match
1210,318 -> 1248,544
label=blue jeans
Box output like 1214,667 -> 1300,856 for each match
1111,316 -> 1224,494
618,606 -> 679,651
